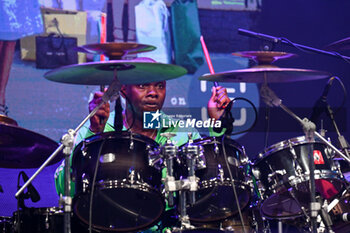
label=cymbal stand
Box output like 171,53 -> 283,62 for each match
260,83 -> 349,233
161,133 -> 199,232
15,73 -> 122,233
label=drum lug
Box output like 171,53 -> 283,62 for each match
82,173 -> 90,192
240,146 -> 249,165
295,164 -> 303,177
45,212 -> 50,230
288,140 -> 297,160
129,139 -> 134,150
214,142 -> 219,155
81,140 -> 87,157
218,164 -> 224,182
196,149 -> 207,170
149,147 -> 162,170
129,168 -> 136,184
252,167 -> 261,180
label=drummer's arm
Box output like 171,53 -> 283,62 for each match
207,86 -> 232,137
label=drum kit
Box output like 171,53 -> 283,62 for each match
1,35 -> 350,233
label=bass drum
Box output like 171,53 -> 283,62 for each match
180,136 -> 252,223
72,132 -> 164,232
253,136 -> 346,219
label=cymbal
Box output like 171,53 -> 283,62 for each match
0,114 -> 18,126
44,59 -> 187,85
77,42 -> 156,59
325,37 -> 350,51
0,124 -> 64,168
199,65 -> 331,83
232,51 -> 296,64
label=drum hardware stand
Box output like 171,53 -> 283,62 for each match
161,132 -> 178,207
15,73 -> 122,233
324,97 -> 350,160
259,83 -> 350,233
161,133 -> 200,232
319,199 -> 335,233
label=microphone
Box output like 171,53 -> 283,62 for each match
310,77 -> 335,123
238,29 -> 280,44
21,172 -> 41,203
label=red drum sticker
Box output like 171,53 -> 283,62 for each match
313,150 -> 325,164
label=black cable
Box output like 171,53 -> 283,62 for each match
280,37 -> 314,54
264,106 -> 271,149
221,135 -> 247,233
332,52 -> 350,66
330,76 -> 347,115
89,139 -> 106,233
229,97 -> 258,136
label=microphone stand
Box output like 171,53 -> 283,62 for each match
15,72 -> 122,233
325,103 -> 350,159
260,84 -> 350,232
238,29 -> 350,64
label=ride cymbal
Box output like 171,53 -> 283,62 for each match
199,65 -> 331,83
44,59 -> 187,85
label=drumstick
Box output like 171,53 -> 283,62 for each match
200,35 -> 218,87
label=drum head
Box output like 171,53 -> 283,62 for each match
182,137 -> 250,222
74,188 -> 164,232
255,136 -> 345,219
72,132 -> 164,232
187,184 -> 250,222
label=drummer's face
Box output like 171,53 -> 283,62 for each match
122,81 -> 166,115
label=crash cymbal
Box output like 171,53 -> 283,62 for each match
77,42 -> 156,59
325,37 -> 350,51
0,124 -> 64,168
199,65 -> 331,83
44,58 -> 187,85
232,51 -> 296,65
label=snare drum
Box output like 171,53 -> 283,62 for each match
72,132 -> 164,232
253,136 -> 346,219
180,136 -> 251,222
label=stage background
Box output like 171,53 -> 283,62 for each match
1,0 -> 350,216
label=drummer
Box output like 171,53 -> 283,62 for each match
55,80 -> 231,194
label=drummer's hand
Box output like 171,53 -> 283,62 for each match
208,86 -> 231,120
89,92 -> 110,133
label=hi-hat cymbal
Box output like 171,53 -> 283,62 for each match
325,37 -> 350,51
77,42 -> 156,59
199,65 -> 331,83
0,124 -> 64,168
232,51 -> 296,64
44,59 -> 187,85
